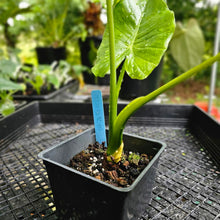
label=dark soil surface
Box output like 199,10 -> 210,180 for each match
69,142 -> 152,188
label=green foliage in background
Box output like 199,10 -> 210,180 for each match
31,0 -> 87,47
0,59 -> 25,116
163,0 -> 218,83
170,18 -> 205,72
0,57 -> 86,116
0,0 -> 33,48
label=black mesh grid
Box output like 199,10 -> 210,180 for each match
1,120 -> 220,219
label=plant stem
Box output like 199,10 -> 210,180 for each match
116,62 -> 126,99
107,53 -> 220,155
107,0 -> 117,144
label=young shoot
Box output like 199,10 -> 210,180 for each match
92,0 -> 220,162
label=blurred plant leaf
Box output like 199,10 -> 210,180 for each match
47,75 -> 60,89
0,77 -> 25,91
0,98 -> 15,116
0,76 -> 25,117
72,64 -> 89,76
0,59 -> 20,78
170,18 -> 205,72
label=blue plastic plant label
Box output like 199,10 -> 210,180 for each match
91,90 -> 107,146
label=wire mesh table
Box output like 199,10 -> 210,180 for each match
0,102 -> 220,220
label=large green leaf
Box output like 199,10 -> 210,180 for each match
0,77 -> 25,91
170,18 -> 205,72
92,0 -> 175,79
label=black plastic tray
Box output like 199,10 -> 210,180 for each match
0,102 -> 220,220
12,80 -> 78,101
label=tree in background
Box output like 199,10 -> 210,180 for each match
0,0 -> 33,49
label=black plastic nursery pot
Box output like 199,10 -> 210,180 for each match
119,58 -> 163,100
36,46 -> 66,65
38,128 -> 165,220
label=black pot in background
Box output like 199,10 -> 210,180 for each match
119,58 -> 164,100
38,128 -> 165,220
36,47 -> 66,65
79,36 -> 110,85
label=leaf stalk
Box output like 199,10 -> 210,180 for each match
107,0 -> 117,144
107,53 -> 220,155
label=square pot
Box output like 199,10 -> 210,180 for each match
36,47 -> 66,65
38,128 -> 166,220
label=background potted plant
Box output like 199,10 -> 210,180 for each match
79,1 -> 109,85
118,58 -> 164,99
11,60 -> 84,100
32,0 -> 86,65
39,0 -> 220,219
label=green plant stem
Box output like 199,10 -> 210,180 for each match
107,0 -> 117,144
116,62 -> 126,99
107,53 -> 220,155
